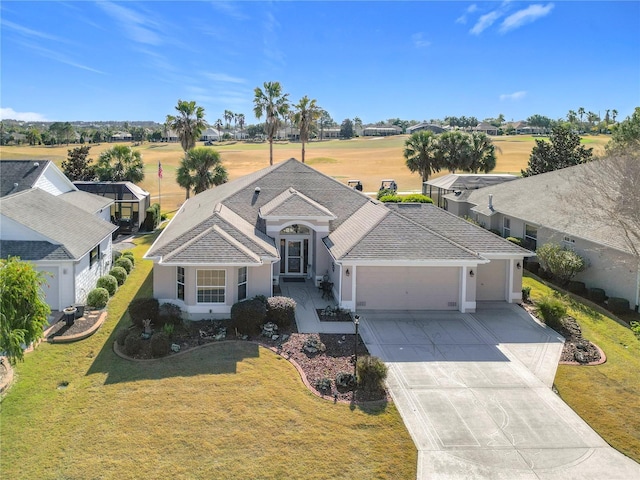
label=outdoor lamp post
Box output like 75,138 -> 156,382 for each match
353,314 -> 360,381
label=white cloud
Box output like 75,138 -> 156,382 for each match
411,33 -> 431,48
470,10 -> 503,35
456,4 -> 478,24
499,91 -> 527,101
0,108 -> 48,121
500,3 -> 554,33
97,1 -> 162,46
1,19 -> 64,42
210,1 -> 248,21
205,73 -> 247,84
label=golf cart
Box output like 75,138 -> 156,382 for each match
379,179 -> 398,193
348,179 -> 363,191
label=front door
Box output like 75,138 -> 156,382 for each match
280,237 -> 309,275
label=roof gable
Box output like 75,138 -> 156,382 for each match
259,187 -> 336,219
0,160 -> 49,197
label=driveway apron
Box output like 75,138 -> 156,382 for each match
358,303 -> 640,480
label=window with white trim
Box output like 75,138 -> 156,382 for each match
177,266 -> 185,301
237,267 -> 247,301
524,224 -> 538,250
90,245 -> 100,268
197,270 -> 225,303
503,217 -> 511,237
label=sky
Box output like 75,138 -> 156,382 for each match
1,1 -> 639,125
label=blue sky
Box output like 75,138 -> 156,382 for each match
1,1 -> 639,124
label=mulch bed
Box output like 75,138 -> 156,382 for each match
315,308 -> 354,322
45,310 -> 103,340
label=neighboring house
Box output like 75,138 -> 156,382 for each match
0,160 -> 117,310
73,181 -> 151,231
473,122 -> 499,136
444,162 -> 640,311
362,126 -> 402,136
145,159 -> 531,320
162,130 -> 178,142
424,173 -> 517,207
200,128 -> 220,142
406,123 -> 446,135
111,131 -> 133,142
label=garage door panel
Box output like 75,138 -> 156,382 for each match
476,261 -> 507,301
356,266 -> 459,310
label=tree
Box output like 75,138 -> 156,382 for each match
612,109 -> 618,123
165,99 -> 207,154
253,81 -> 290,165
237,113 -> 245,139
403,130 -> 441,183
340,118 -> 354,139
96,145 -> 145,182
467,132 -> 498,173
521,125 -> 593,177
526,114 -> 552,134
567,110 -> 577,127
176,146 -> 228,197
26,128 -> 41,146
578,107 -> 585,125
536,243 -> 587,285
215,119 -> 223,141
353,116 -> 363,135
436,131 -> 471,172
318,109 -> 333,141
0,257 -> 51,365
606,107 -> 640,154
61,145 -> 96,181
224,110 -> 234,131
292,96 -> 321,163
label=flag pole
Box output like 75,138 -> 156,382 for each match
158,161 -> 162,213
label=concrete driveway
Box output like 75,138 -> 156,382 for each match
358,303 -> 640,480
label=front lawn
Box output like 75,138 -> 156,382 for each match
523,276 -> 640,462
1,234 -> 417,480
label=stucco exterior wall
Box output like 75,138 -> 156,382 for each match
477,259 -> 508,301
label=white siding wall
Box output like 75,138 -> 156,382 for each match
35,165 -> 75,196
0,215 -> 51,241
74,236 -> 113,304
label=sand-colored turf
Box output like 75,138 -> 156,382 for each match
1,135 -> 609,213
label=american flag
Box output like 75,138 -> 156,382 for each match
158,161 -> 163,179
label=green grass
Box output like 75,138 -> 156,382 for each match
1,233 -> 417,480
523,275 -> 640,462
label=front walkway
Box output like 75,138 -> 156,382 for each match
358,303 -> 640,480
279,279 -> 356,334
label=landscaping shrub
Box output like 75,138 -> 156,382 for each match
315,377 -> 332,394
124,331 -> 142,356
266,296 -> 297,329
335,371 -> 356,389
401,194 -> 433,203
536,296 -> 567,332
96,275 -> 118,296
379,194 -> 401,203
109,266 -> 127,286
525,260 -> 540,274
230,297 -> 267,335
521,286 -> 531,303
141,203 -> 161,231
567,280 -> 587,295
630,321 -> 640,339
356,356 -> 388,392
116,328 -> 130,346
87,288 -> 109,308
377,188 -> 395,200
588,288 -> 607,304
114,256 -> 133,274
112,250 -> 122,263
506,236 -> 523,246
128,297 -> 159,329
120,251 -> 135,265
162,323 -> 175,337
159,302 -> 183,326
607,297 -> 630,314
150,331 -> 171,357
536,243 -> 587,285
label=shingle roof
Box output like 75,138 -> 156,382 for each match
425,173 -> 517,190
0,189 -> 117,259
0,240 -> 73,261
60,190 -> 114,213
0,160 -> 49,197
461,161 -> 637,255
385,203 -> 532,256
260,187 -> 336,219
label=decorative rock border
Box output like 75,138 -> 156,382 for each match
47,311 -> 107,344
559,342 -> 607,366
113,339 -> 388,406
0,357 -> 14,395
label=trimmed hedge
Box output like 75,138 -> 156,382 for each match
356,356 -> 388,392
266,296 -> 297,329
109,266 -> 127,286
401,194 -> 433,203
379,194 -> 401,203
141,203 -> 161,231
150,331 -> 171,357
536,296 -> 566,332
124,332 -> 142,356
607,297 -> 630,314
87,287 -> 109,308
230,297 -> 267,335
159,303 -> 183,326
567,280 -> 587,295
114,256 -> 133,274
96,275 -> 118,296
120,251 -> 135,265
128,297 -> 160,329
588,288 -> 607,304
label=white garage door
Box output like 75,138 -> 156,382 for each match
37,266 -> 60,310
356,266 -> 460,310
476,260 -> 507,301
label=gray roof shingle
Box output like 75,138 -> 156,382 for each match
260,188 -> 336,219
60,190 -> 114,214
0,240 -> 73,261
0,160 -> 49,197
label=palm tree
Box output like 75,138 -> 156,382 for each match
166,100 -> 207,198
96,145 -> 144,182
436,131 -> 471,173
176,146 -> 228,198
224,110 -> 234,132
232,112 -> 238,139
403,130 -> 441,183
215,119 -> 223,141
353,116 -> 363,136
567,110 -> 577,127
253,81 -> 290,165
467,132 -> 499,173
578,107 -> 586,125
612,109 -> 618,123
237,113 -> 245,140
292,96 -> 321,163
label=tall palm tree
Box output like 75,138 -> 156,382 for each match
578,107 -> 586,125
253,81 -> 290,165
436,131 -> 471,173
224,110 -> 234,132
215,119 -> 224,141
237,113 -> 245,140
612,109 -> 618,123
403,130 -> 441,183
467,132 -> 499,173
292,96 -> 321,163
232,112 -> 238,139
166,100 -> 207,198
96,145 -> 144,182
176,146 -> 228,198
567,110 -> 577,126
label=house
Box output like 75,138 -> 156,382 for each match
110,131 -> 133,142
162,129 -> 178,142
74,181 -> 151,231
423,173 -> 517,207
406,123 -> 446,135
0,161 -> 117,310
144,159 -> 531,320
444,162 -> 640,311
362,126 -> 402,136
200,128 -> 220,142
473,122 -> 499,136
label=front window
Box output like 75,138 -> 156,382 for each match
90,245 -> 100,268
237,267 -> 247,301
524,224 -> 538,250
177,266 -> 185,301
197,270 -> 226,303
503,217 -> 511,237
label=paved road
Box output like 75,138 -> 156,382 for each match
358,303 -> 640,480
